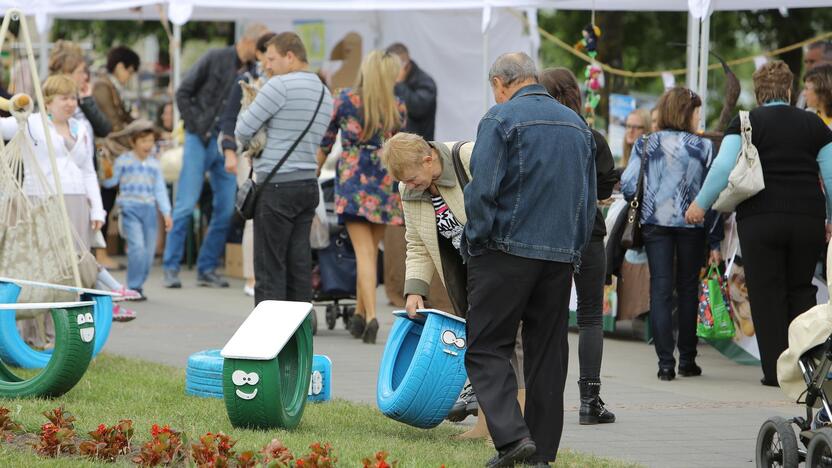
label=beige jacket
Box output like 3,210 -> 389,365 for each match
400,141 -> 473,299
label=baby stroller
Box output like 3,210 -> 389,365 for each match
311,178 -> 356,331
756,243 -> 832,468
756,334 -> 832,467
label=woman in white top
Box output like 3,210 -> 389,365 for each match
1,74 -> 104,247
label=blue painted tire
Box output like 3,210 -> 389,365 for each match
187,349 -> 223,372
376,311 -> 468,429
186,368 -> 222,380
186,385 -> 223,399
0,283 -> 113,369
185,349 -> 225,397
186,373 -> 223,389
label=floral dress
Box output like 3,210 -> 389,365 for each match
321,88 -> 406,225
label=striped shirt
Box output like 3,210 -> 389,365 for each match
235,71 -> 334,179
101,152 -> 171,216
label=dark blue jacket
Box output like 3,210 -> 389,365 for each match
462,84 -> 596,266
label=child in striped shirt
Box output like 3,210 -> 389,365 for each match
102,120 -> 172,299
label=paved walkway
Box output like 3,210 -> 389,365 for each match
104,265 -> 797,468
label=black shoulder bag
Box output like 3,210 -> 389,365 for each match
450,141 -> 471,189
621,135 -> 648,249
235,84 -> 326,220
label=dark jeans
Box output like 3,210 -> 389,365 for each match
465,250 -> 571,463
253,179 -> 319,305
738,213 -> 825,383
574,240 -> 605,380
642,224 -> 705,370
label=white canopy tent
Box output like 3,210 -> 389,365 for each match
1,0 -> 829,135
13,1 -> 547,140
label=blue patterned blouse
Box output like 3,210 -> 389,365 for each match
621,130 -> 713,228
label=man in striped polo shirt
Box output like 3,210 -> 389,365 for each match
235,32 -> 334,305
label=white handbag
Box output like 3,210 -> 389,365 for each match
712,111 -> 765,212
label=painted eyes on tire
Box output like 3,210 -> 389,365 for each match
77,313 -> 94,325
441,330 -> 465,349
232,370 -> 260,386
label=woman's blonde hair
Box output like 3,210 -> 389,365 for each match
381,132 -> 431,180
42,74 -> 78,104
621,108 -> 651,167
753,61 -> 793,105
48,40 -> 84,75
355,50 -> 402,143
805,64 -> 832,117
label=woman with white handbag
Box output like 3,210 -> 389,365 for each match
686,61 -> 832,387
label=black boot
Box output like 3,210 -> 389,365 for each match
578,379 -> 615,425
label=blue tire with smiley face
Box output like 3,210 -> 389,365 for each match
0,282 -> 112,369
376,310 -> 468,429
222,315 -> 314,430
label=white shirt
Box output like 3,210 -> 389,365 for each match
0,114 -> 105,222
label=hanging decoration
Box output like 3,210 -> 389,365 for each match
575,23 -> 604,125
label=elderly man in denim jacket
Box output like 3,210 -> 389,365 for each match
462,52 -> 596,468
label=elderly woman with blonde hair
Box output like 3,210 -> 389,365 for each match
319,50 -> 406,344
687,60 -> 832,386
380,131 -> 526,440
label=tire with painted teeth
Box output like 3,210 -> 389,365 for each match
222,316 -> 313,430
0,304 -> 95,398
0,283 -> 112,369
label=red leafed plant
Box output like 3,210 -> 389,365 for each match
0,406 -> 22,442
234,450 -> 260,468
132,424 -> 188,467
190,431 -> 237,467
362,451 -> 398,468
295,442 -> 336,468
260,438 -> 294,466
79,419 -> 134,462
33,407 -> 77,457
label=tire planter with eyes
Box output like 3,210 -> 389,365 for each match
376,309 -> 468,429
221,301 -> 314,430
0,300 -> 96,398
0,279 -> 115,369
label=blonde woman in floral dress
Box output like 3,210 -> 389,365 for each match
319,50 -> 406,344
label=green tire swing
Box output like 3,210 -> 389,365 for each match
0,301 -> 96,398
221,301 -> 314,430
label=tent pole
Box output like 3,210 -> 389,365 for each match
685,12 -> 699,91
173,23 -> 182,126
38,17 -> 48,80
483,23 -> 489,114
697,14 -> 710,131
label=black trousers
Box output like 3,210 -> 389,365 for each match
574,240 -> 606,380
465,250 -> 571,463
253,179 -> 319,305
737,213 -> 825,383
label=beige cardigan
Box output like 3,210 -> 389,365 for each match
400,141 -> 473,299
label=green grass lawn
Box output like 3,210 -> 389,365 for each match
0,354 -> 641,467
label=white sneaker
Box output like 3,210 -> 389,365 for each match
243,285 -> 255,297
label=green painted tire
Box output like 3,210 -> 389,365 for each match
222,316 -> 313,430
0,304 -> 95,398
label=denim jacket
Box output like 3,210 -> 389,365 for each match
462,84 -> 597,266
621,130 -> 713,228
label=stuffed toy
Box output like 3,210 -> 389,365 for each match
575,23 -> 602,59
238,79 -> 267,161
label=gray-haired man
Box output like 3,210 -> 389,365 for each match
462,52 -> 596,467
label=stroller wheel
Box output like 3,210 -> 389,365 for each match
756,416 -> 799,468
325,305 -> 337,330
807,427 -> 832,467
343,306 -> 355,329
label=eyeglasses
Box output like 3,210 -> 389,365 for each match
625,124 -> 644,130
